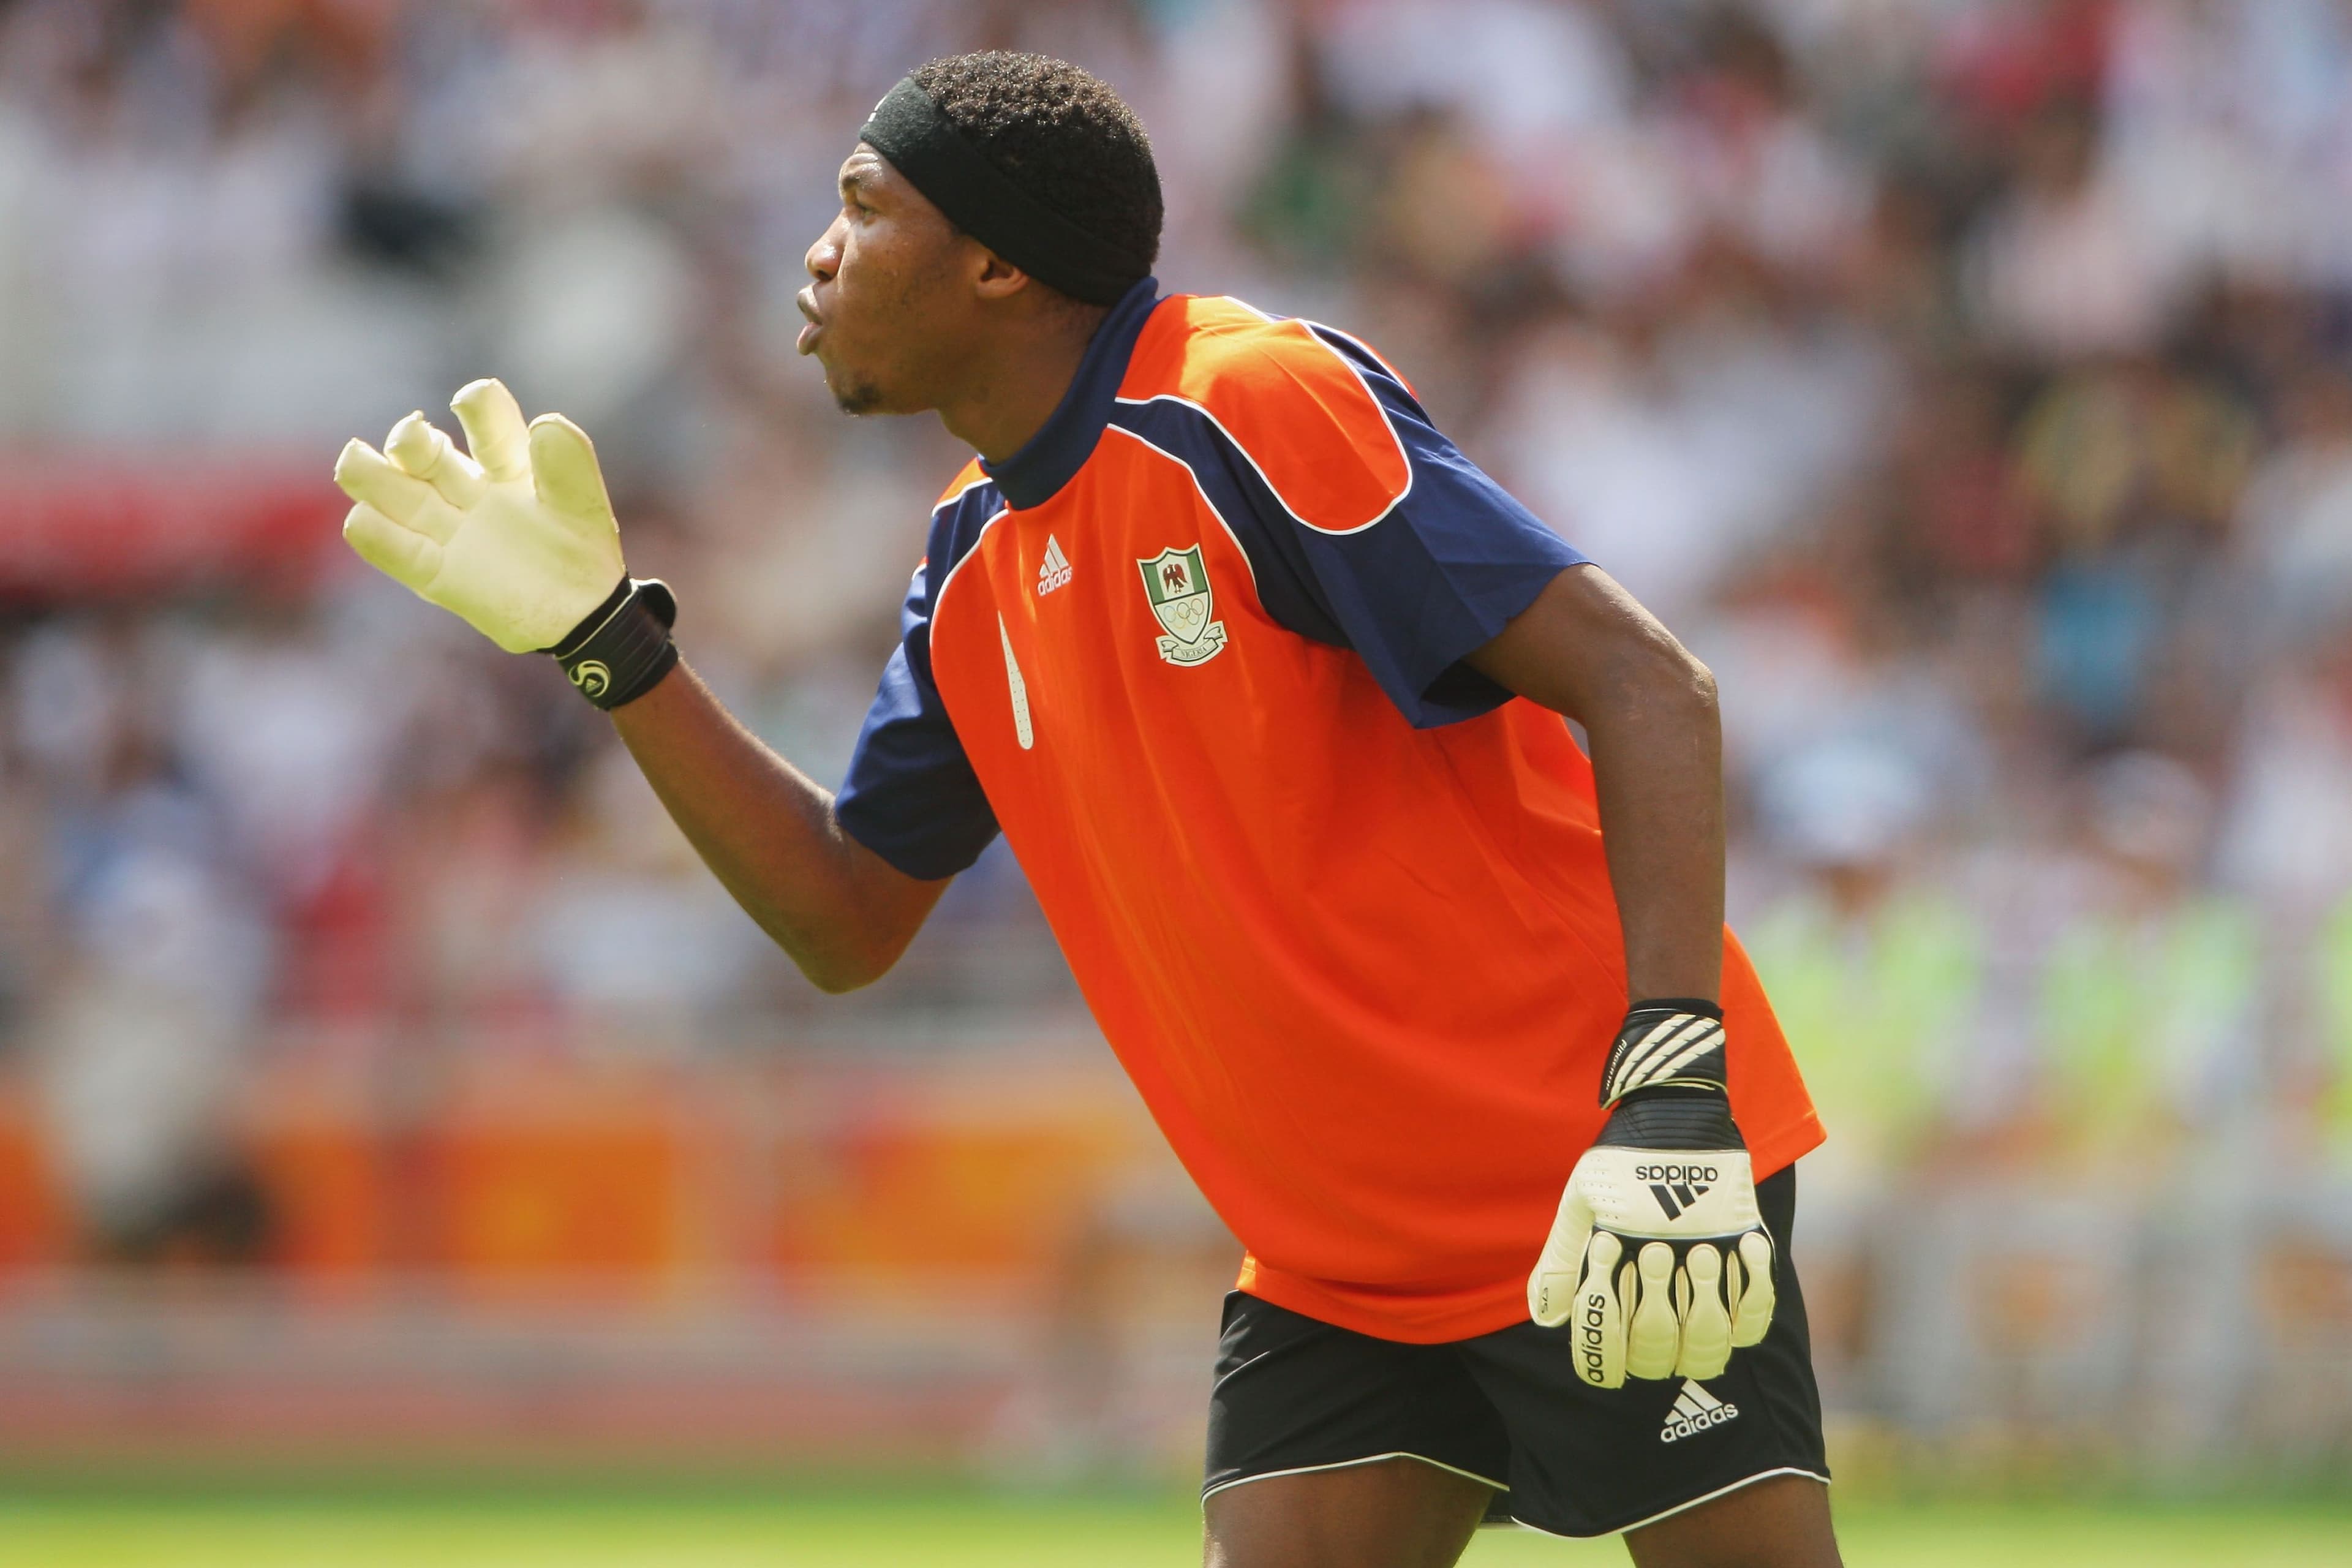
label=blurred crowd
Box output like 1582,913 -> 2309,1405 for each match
1,0 -> 2351,1375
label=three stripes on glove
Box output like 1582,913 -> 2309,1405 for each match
1601,1004 -> 1727,1107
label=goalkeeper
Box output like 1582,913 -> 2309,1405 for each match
334,52 -> 1835,1568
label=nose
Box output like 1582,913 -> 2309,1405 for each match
806,216 -> 845,284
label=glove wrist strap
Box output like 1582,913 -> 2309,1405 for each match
1600,1000 -> 1727,1107
551,577 -> 679,710
1593,1088 -> 1743,1152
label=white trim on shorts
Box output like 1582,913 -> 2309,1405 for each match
1200,1450 -> 1508,1507
1506,1465 -> 1832,1539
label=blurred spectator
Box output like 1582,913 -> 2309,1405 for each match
10,618 -> 276,1260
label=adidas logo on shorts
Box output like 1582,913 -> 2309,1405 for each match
1660,1379 -> 1740,1443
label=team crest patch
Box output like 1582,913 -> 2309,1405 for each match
1136,545 -> 1227,666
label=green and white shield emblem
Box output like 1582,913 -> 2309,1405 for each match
1136,545 -> 1227,666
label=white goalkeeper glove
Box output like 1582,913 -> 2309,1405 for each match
333,378 -> 677,709
1527,1001 -> 1777,1387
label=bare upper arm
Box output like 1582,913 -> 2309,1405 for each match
1464,563 -> 1713,724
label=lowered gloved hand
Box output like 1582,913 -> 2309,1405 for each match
333,378 -> 677,709
1527,1001 -> 1777,1388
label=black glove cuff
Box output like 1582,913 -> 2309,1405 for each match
1600,1001 -> 1729,1106
549,577 -> 679,710
1593,1087 -> 1744,1152
1629,996 -> 1722,1022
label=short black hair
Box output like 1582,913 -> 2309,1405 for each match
910,51 -> 1163,282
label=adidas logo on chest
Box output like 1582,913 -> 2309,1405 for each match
1037,535 -> 1072,595
1660,1379 -> 1740,1443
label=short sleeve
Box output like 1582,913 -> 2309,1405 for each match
835,506 -> 1003,879
1116,320 -> 1589,728
1286,348 -> 1588,725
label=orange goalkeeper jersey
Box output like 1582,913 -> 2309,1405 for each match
835,281 -> 1822,1342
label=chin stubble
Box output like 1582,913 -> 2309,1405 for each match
832,377 -> 885,415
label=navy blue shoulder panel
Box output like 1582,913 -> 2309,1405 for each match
835,479 -> 1005,880
1105,325 -> 1587,728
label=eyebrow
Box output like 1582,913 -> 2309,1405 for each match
840,167 -> 879,201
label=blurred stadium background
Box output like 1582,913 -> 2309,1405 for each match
1,0 -> 2351,1559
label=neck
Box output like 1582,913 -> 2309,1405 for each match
934,306 -> 1106,463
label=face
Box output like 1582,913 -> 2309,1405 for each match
797,148 -> 982,415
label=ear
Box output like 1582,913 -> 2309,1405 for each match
970,244 -> 1035,304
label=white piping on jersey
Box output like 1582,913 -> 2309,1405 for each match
929,502 -> 1014,657
997,613 -> 1034,750
903,478 -> 999,591
1105,383 -> 1411,536
1204,297 -> 1401,392
1161,301 -> 1420,533
1110,318 -> 1416,539
1304,318 -> 1419,394
1101,423 -> 1261,595
1215,294 -> 1418,388
930,473 -> 997,517
1219,295 -> 1414,381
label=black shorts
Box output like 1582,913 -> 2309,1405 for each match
1202,1166 -> 1827,1539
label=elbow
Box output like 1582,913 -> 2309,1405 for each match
791,919 -> 914,995
805,967 -> 876,997
771,833 -> 943,995
1681,650 -> 1719,720
797,943 -> 892,995
1623,636 -> 1716,727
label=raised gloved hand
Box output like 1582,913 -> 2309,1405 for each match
333,378 -> 676,709
1527,1001 -> 1776,1387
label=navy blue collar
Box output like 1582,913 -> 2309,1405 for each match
980,277 -> 1161,510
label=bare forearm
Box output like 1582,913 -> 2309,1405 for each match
1469,564 -> 1724,1005
609,662 -> 944,990
1578,667 -> 1724,1004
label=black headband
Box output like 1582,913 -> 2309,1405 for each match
858,77 -> 1152,307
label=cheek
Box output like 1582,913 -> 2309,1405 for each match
852,255 -> 947,356
837,237 -> 907,328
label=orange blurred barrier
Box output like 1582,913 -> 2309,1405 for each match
0,1084 -> 66,1270
29,1045 -> 1177,1303
248,1116 -> 385,1283
434,1063 -> 689,1291
776,1118 -> 1134,1279
768,1060 -> 1158,1291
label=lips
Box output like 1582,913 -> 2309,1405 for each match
796,288 -> 823,355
